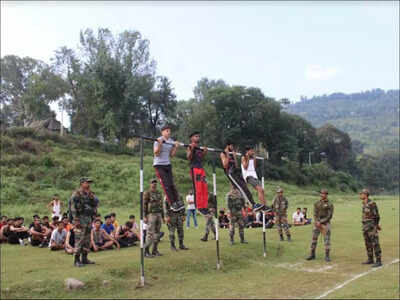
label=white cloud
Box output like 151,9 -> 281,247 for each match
305,65 -> 339,80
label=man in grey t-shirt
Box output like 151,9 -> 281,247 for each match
153,125 -> 184,212
49,221 -> 67,250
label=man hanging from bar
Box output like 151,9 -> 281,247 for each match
241,145 -> 268,210
220,141 -> 264,212
187,131 -> 209,214
154,125 -> 185,212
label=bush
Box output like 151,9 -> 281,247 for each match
5,127 -> 36,139
1,135 -> 17,154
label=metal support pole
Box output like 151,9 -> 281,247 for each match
139,138 -> 145,287
212,159 -> 221,270
262,158 -> 266,257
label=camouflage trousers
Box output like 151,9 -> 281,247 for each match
74,225 -> 91,255
144,213 -> 162,248
275,214 -> 291,236
363,222 -> 382,259
229,214 -> 245,238
310,223 -> 331,251
167,213 -> 184,243
204,213 -> 216,236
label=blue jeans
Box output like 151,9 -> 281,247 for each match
186,209 -> 198,227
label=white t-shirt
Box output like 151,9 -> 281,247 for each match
241,159 -> 258,180
186,194 -> 195,210
292,211 -> 304,223
49,229 -> 66,247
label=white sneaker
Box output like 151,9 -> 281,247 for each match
19,239 -> 25,246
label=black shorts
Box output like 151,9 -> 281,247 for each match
246,176 -> 261,188
31,239 -> 42,246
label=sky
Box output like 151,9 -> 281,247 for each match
2,1 -> 399,128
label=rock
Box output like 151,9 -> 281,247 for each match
65,278 -> 85,290
102,280 -> 111,286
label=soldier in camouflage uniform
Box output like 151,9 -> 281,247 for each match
360,189 -> 382,267
143,179 -> 165,258
306,189 -> 334,262
70,177 -> 98,267
165,195 -> 189,251
200,193 -> 217,242
226,185 -> 248,245
272,188 -> 291,242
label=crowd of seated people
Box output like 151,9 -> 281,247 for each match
0,212 -> 141,254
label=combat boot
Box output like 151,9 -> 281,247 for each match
306,249 -> 316,260
325,250 -> 331,262
287,234 -> 292,242
170,240 -> 178,251
200,233 -> 208,242
74,254 -> 84,267
362,255 -> 374,265
372,257 -> 382,268
280,234 -> 284,241
152,243 -> 163,256
82,253 -> 95,264
144,246 -> 154,258
179,240 -> 189,250
240,232 -> 248,244
230,235 -> 234,245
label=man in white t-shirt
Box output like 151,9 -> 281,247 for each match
292,207 -> 305,226
49,221 -> 67,250
186,190 -> 198,228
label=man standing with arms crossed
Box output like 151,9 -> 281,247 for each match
154,125 -> 184,212
360,189 -> 382,267
306,189 -> 334,262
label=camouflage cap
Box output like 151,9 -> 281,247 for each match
276,188 -> 283,193
360,188 -> 370,196
320,189 -> 328,194
80,177 -> 93,184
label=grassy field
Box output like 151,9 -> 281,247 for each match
1,193 -> 398,299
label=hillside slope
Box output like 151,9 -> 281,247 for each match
287,89 -> 399,154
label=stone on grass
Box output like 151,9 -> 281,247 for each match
65,278 -> 85,290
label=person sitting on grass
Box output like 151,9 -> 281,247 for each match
101,215 -> 116,237
92,213 -> 102,228
218,210 -> 229,229
292,207 -> 306,226
0,218 -> 13,243
8,217 -> 30,246
128,215 -> 140,240
29,216 -> 49,247
49,221 -> 67,250
302,207 -> 312,225
0,215 -> 7,230
65,218 -> 79,255
110,212 -> 119,229
61,216 -> 72,232
91,219 -> 119,252
115,222 -> 138,247
50,216 -> 59,230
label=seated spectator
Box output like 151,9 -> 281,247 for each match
8,217 -> 30,245
252,212 -> 263,228
128,215 -> 140,240
91,219 -> 119,251
101,215 -> 115,237
50,216 -> 59,230
0,215 -> 8,230
29,216 -> 48,247
91,213 -> 102,229
110,212 -> 119,228
65,217 -> 78,255
302,207 -> 312,225
41,216 -> 53,240
0,218 -> 13,243
218,210 -> 229,229
49,221 -> 67,250
292,207 -> 306,226
265,211 -> 275,228
115,222 -> 138,248
62,216 -> 72,232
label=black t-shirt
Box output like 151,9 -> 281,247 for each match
190,146 -> 204,169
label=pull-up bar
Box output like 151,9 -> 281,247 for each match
132,134 -> 268,160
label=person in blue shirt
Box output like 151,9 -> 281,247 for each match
101,215 -> 115,237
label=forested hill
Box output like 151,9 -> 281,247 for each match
286,89 -> 399,155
